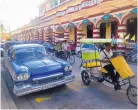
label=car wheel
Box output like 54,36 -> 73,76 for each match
78,51 -> 82,58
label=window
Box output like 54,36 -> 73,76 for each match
60,0 -> 67,3
40,5 -> 46,14
50,0 -> 58,8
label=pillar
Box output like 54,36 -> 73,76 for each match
54,32 -> 59,43
93,28 -> 100,38
39,30 -> 43,41
34,30 -> 39,41
52,32 -> 56,44
117,24 -> 127,38
64,31 -> 69,40
76,30 -> 83,46
45,32 -> 49,42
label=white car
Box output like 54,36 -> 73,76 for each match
75,44 -> 99,57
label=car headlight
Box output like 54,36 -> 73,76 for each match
16,73 -> 30,81
64,65 -> 72,72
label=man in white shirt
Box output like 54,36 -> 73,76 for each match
62,40 -> 69,51
100,43 -> 120,90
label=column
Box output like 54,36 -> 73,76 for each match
64,31 -> 69,40
93,28 -> 100,38
52,32 -> 56,44
117,24 -> 127,38
34,30 -> 39,41
76,30 -> 83,47
45,32 -> 49,42
54,32 -> 59,43
39,31 -> 43,41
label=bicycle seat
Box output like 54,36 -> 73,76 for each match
83,62 -> 101,68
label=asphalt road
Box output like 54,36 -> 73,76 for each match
1,56 -> 137,109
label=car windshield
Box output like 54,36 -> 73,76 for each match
14,46 -> 47,60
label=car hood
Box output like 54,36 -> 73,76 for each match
18,57 -> 65,78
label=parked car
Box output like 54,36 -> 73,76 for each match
75,44 -> 99,57
43,42 -> 55,53
6,44 -> 75,96
0,42 -> 5,57
5,41 -> 23,51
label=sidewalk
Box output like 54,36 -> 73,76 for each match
1,58 -> 17,109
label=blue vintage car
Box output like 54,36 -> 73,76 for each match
6,44 -> 75,96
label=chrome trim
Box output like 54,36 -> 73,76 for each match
13,74 -> 75,96
33,73 -> 63,81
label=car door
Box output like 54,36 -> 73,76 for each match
5,48 -> 13,70
6,50 -> 17,80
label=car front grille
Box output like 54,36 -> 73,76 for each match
33,75 -> 64,85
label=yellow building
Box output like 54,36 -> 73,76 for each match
11,0 -> 137,46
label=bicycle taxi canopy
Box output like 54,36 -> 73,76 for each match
80,38 -> 135,80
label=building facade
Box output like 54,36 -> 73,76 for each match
11,0 -> 137,47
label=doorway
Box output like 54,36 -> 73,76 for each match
100,21 -> 118,38
127,18 -> 137,42
87,25 -> 93,38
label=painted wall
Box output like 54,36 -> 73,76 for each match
47,0 -> 83,16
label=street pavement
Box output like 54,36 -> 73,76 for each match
1,56 -> 137,109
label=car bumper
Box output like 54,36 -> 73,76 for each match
13,74 -> 75,96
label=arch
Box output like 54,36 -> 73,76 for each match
55,25 -> 65,32
78,19 -> 95,29
96,16 -> 120,28
121,13 -> 137,25
66,22 -> 77,31
46,27 -> 53,32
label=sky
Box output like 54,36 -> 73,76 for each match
0,0 -> 45,31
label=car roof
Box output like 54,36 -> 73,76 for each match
12,44 -> 43,50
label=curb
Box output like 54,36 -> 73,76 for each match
1,58 -> 17,109
1,76 -> 17,109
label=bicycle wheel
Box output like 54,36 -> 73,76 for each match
127,85 -> 137,105
131,54 -> 137,63
81,70 -> 91,85
68,55 -> 75,64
